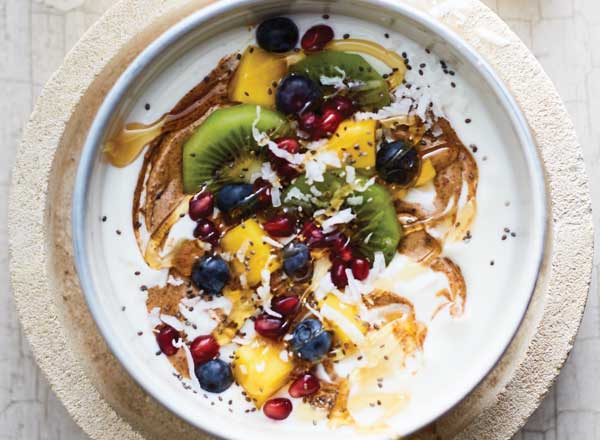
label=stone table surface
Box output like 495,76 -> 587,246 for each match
0,0 -> 598,439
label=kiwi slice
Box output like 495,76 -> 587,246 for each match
182,104 -> 292,194
348,182 -> 403,264
283,171 -> 402,263
282,170 -> 348,214
289,51 -> 391,111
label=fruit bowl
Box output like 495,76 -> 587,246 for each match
71,1 -> 547,439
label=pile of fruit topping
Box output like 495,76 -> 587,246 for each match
115,14 -> 479,427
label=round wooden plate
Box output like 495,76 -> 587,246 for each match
8,0 -> 593,439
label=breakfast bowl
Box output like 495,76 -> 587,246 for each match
71,1 -> 546,439
9,1 -> 591,440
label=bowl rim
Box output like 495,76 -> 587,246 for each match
72,0 -> 548,437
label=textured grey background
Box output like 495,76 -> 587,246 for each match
0,0 -> 598,438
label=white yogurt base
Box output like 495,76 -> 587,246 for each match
95,13 -> 537,438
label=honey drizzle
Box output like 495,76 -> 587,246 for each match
104,98 -> 210,168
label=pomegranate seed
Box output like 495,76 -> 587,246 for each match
298,111 -> 324,139
264,215 -> 295,237
319,108 -> 344,135
253,178 -> 272,206
322,96 -> 355,118
271,295 -> 300,316
275,137 -> 301,154
275,161 -> 300,180
189,192 -> 214,220
338,247 -> 354,262
190,335 -> 220,366
331,259 -> 349,289
351,258 -> 370,281
325,231 -> 348,249
301,24 -> 335,52
302,221 -> 325,247
156,325 -> 180,356
254,314 -> 288,339
269,138 -> 301,179
263,398 -> 293,420
298,111 -> 319,132
289,373 -> 320,397
194,219 -> 219,245
324,232 -> 354,262
331,235 -> 353,262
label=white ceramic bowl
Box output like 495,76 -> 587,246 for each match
72,1 -> 547,438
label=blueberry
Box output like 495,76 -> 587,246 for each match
283,242 -> 310,278
191,256 -> 230,296
376,140 -> 421,186
195,359 -> 233,393
276,74 -> 323,115
216,183 -> 254,213
256,17 -> 299,53
290,319 -> 332,362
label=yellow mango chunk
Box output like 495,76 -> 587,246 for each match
415,158 -> 436,187
221,219 -> 279,286
233,338 -> 294,407
212,289 -> 255,345
228,46 -> 288,108
326,119 -> 377,169
319,294 -> 367,349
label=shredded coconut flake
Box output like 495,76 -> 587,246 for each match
239,273 -> 248,289
167,275 -> 185,286
354,177 -> 376,192
271,186 -> 281,207
236,240 -> 250,263
345,166 -> 356,184
346,195 -> 364,206
148,307 -> 161,328
320,67 -> 347,89
304,158 -> 327,183
284,187 -> 310,203
181,343 -> 202,392
322,208 -> 356,233
262,236 -> 284,248
279,350 -> 289,363
310,186 -> 323,197
161,314 -> 184,331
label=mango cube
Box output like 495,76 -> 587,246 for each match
326,119 -> 377,169
233,338 -> 294,406
415,158 -> 436,186
228,46 -> 288,108
212,289 -> 255,345
221,219 -> 279,286
319,294 -> 367,348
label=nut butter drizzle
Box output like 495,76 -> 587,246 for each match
388,115 -> 478,318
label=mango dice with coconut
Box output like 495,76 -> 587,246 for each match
320,294 -> 367,352
232,337 -> 295,407
326,119 -> 377,169
221,219 -> 280,287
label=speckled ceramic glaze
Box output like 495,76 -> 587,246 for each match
8,1 -> 592,439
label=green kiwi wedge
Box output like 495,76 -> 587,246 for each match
283,171 -> 402,263
348,182 -> 403,264
289,51 -> 391,111
182,104 -> 292,194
